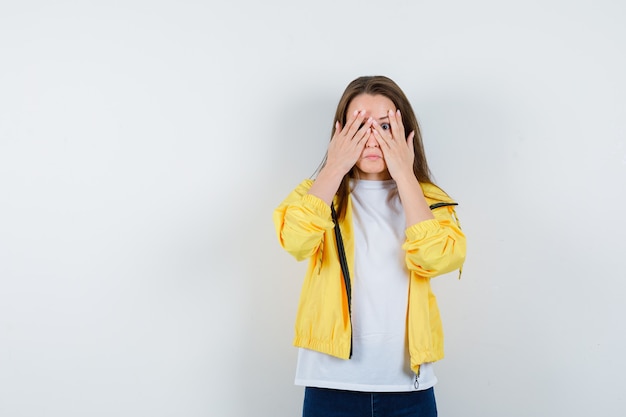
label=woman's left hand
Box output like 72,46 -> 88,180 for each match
371,109 -> 416,181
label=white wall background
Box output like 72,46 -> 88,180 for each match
1,0 -> 625,416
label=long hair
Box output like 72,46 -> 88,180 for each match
320,76 -> 434,220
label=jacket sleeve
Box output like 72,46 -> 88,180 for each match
273,180 -> 334,261
402,204 -> 466,278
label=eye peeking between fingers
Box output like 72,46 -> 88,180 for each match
381,123 -> 391,131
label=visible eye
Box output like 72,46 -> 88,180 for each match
381,123 -> 391,131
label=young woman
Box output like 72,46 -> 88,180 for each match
273,76 -> 466,417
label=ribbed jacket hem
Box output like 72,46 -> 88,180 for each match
293,335 -> 351,360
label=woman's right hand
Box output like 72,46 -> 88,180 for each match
307,110 -> 372,205
325,110 -> 373,176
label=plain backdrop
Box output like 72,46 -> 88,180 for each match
1,1 -> 625,416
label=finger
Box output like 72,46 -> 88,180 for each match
388,109 -> 405,140
407,130 -> 415,153
354,115 -> 374,140
354,128 -> 370,149
344,110 -> 368,138
371,128 -> 389,149
371,119 -> 392,144
329,121 -> 346,146
351,116 -> 373,142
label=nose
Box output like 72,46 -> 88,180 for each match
365,129 -> 378,148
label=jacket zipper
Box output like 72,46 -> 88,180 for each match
331,204 -> 353,358
414,367 -> 421,390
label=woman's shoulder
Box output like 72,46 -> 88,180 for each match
419,182 -> 456,204
278,179 -> 321,206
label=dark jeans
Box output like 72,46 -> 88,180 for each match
303,386 -> 437,417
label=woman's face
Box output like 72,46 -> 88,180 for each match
346,94 -> 397,180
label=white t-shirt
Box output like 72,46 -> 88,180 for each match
295,179 -> 436,392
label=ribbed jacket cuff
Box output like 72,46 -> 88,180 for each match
301,193 -> 331,218
405,219 -> 440,239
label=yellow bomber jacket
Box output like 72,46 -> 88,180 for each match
273,179 -> 466,374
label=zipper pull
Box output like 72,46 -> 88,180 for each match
414,365 -> 421,390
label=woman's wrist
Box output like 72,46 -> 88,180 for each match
308,165 -> 345,206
